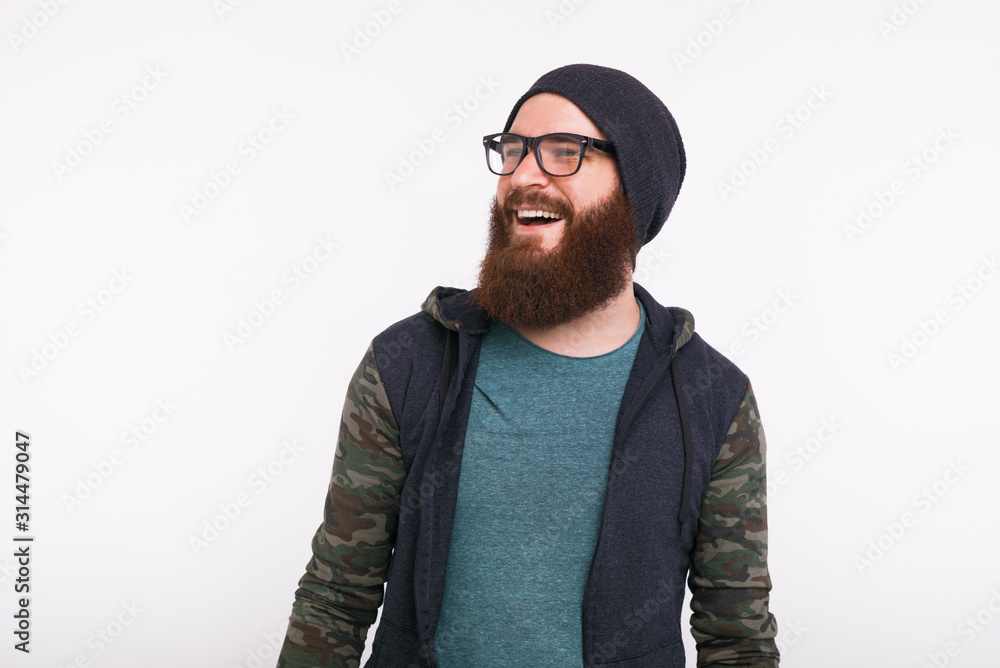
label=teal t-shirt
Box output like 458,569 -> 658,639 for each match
434,299 -> 646,667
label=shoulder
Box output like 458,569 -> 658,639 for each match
370,288 -> 476,424
678,332 -> 749,431
372,286 -> 488,374
372,310 -> 442,371
677,330 -> 747,391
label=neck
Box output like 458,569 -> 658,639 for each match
510,279 -> 640,357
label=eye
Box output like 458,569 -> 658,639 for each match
541,136 -> 583,160
498,137 -> 524,160
552,147 -> 580,158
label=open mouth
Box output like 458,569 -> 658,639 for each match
516,209 -> 564,226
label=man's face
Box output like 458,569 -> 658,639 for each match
473,93 -> 637,330
496,92 -> 621,252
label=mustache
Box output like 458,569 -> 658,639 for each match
502,191 -> 572,220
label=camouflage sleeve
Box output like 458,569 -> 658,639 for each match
277,342 -> 405,668
688,379 -> 780,666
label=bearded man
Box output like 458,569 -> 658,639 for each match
277,64 -> 779,668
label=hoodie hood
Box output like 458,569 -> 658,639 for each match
420,284 -> 695,352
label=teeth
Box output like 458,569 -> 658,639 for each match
516,210 -> 561,219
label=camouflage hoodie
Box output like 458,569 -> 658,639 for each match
277,283 -> 778,667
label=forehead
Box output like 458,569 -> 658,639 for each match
508,92 -> 607,140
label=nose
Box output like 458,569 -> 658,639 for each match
508,147 -> 550,190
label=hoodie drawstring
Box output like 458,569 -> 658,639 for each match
438,329 -> 454,416
670,354 -> 694,536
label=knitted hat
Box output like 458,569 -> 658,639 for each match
502,64 -> 686,250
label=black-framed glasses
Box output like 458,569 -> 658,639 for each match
482,132 -> 617,177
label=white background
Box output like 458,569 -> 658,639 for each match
2,0 -> 999,666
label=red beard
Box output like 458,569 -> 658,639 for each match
472,185 -> 637,330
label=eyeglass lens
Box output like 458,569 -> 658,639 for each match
488,134 -> 584,176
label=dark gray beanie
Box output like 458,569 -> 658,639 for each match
502,64 -> 686,250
